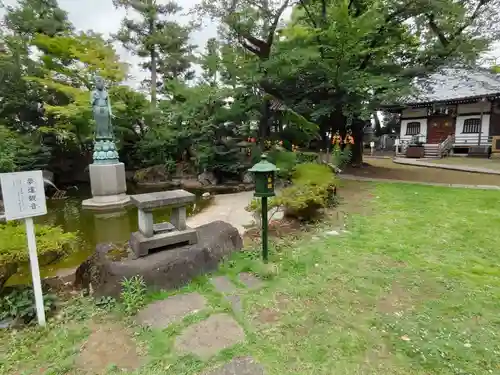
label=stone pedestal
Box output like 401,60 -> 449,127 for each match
129,190 -> 198,257
82,162 -> 131,210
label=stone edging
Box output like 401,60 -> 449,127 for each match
393,157 -> 500,175
340,174 -> 500,190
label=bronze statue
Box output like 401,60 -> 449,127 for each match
91,75 -> 114,140
90,75 -> 119,164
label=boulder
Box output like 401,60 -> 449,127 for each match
197,170 -> 217,186
134,165 -> 170,183
74,221 -> 243,298
242,171 -> 254,184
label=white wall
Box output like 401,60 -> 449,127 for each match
400,118 -> 428,142
454,114 -> 491,145
457,102 -> 491,114
402,108 -> 428,118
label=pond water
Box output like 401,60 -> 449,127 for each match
8,185 -> 211,285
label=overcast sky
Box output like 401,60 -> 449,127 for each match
2,0 -> 500,89
2,0 -> 218,88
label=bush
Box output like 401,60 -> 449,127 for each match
245,163 -> 337,221
296,151 -> 319,164
267,149 -> 297,181
0,222 -> 78,291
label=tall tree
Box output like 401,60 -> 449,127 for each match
112,0 -> 195,110
268,0 -> 500,163
199,0 -> 292,141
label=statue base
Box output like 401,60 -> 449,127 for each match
82,162 -> 131,211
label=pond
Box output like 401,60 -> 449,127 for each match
7,185 -> 211,285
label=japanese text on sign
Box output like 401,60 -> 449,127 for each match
0,171 -> 47,221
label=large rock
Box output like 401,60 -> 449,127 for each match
75,221 -> 243,298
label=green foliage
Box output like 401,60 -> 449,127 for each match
94,296 -> 116,311
120,275 -> 147,315
246,163 -> 337,221
0,287 -> 57,324
0,222 -> 77,265
295,151 -> 318,164
0,222 -> 78,291
267,149 -> 297,180
331,144 -> 353,169
0,126 -> 50,172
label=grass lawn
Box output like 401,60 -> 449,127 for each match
2,181 -> 500,374
429,156 -> 500,171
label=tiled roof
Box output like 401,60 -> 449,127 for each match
400,68 -> 500,105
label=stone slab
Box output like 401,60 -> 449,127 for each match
130,189 -> 196,210
82,194 -> 131,211
202,357 -> 264,375
174,314 -> 245,359
130,228 -> 198,258
225,294 -> 242,314
238,273 -> 263,290
76,221 -> 243,298
136,293 -> 207,329
211,276 -> 237,293
153,222 -> 175,234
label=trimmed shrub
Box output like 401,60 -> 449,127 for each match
0,222 -> 78,292
245,163 -> 337,222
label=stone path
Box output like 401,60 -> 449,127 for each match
340,174 -> 500,190
203,357 -> 265,375
393,157 -> 500,175
135,272 -> 266,374
187,191 -> 283,234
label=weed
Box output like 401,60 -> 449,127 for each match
121,275 -> 147,315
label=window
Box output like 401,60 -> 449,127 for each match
406,122 -> 421,135
462,118 -> 481,133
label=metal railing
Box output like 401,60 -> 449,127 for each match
438,135 -> 454,157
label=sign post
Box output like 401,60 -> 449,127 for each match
0,170 -> 48,326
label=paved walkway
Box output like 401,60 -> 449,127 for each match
393,157 -> 500,175
187,192 -> 283,234
340,174 -> 500,190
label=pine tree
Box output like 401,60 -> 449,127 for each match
112,0 -> 195,109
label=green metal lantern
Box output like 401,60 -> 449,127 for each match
248,154 -> 279,198
248,153 -> 279,263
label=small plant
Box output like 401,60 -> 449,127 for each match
0,287 -> 57,324
95,296 -> 116,311
120,275 -> 147,315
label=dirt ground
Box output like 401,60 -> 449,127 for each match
346,157 -> 500,185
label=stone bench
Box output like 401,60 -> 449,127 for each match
129,190 -> 198,257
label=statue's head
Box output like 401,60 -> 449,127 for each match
94,75 -> 104,90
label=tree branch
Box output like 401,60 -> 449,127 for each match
265,0 -> 290,50
426,13 -> 449,46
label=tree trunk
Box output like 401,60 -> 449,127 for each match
148,0 -> 157,111
259,98 -> 271,143
350,118 -> 365,166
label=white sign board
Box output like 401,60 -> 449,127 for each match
0,170 -> 47,221
395,138 -> 400,146
0,170 -> 48,325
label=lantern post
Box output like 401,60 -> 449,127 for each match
248,154 -> 279,262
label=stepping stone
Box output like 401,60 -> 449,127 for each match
238,273 -> 263,290
136,292 -> 206,329
202,356 -> 264,375
211,276 -> 237,293
225,294 -> 242,313
174,313 -> 245,359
